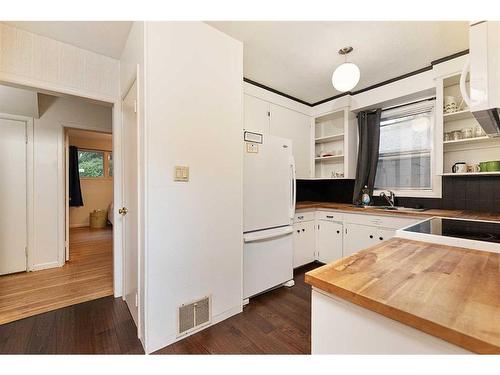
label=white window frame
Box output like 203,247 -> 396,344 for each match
374,100 -> 442,198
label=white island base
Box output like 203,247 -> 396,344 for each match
311,288 -> 471,354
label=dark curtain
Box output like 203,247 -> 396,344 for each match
69,146 -> 84,207
352,109 -> 382,204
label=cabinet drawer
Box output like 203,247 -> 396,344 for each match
344,213 -> 419,229
294,211 -> 315,223
316,210 -> 344,222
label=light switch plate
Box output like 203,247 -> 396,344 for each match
174,166 -> 189,182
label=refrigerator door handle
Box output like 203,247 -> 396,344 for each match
243,226 -> 294,243
290,157 -> 296,219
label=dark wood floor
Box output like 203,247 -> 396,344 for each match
154,262 -> 321,354
0,262 -> 320,354
0,296 -> 144,354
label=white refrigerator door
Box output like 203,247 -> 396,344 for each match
243,226 -> 294,299
244,135 -> 295,233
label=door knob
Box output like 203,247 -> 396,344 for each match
119,207 -> 128,215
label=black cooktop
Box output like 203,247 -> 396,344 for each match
404,217 -> 500,244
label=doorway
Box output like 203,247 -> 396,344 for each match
65,128 -> 114,263
0,89 -> 117,325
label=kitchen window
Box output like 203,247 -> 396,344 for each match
374,100 -> 441,197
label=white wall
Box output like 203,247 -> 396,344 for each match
143,21 -> 243,353
0,84 -> 38,118
32,94 -> 112,270
120,20 -> 146,344
0,23 -> 119,102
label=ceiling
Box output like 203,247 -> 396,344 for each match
207,21 -> 469,104
2,21 -> 132,59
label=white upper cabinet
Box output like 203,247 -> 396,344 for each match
314,108 -> 357,179
244,94 -> 270,134
243,93 -> 312,179
269,103 -> 312,179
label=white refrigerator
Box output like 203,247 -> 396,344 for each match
243,133 -> 296,300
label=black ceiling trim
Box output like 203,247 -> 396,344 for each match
430,49 -> 469,66
243,77 -> 311,106
347,66 -> 433,97
244,49 -> 470,108
309,92 -> 350,107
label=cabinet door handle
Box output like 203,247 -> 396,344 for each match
302,229 -> 305,232
336,230 -> 340,234
369,235 -> 373,239
326,215 -> 334,219
298,215 -> 304,220
297,230 -> 300,234
379,237 -> 384,241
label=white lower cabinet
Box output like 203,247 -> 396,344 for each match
293,209 -> 419,266
293,220 -> 316,268
344,223 -> 378,257
344,224 -> 397,257
317,220 -> 343,263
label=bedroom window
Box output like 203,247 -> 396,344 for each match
78,150 -> 112,179
374,100 -> 441,198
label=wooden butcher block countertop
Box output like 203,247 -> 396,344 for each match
296,201 -> 500,221
305,238 -> 500,354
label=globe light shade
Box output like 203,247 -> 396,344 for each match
331,62 -> 360,92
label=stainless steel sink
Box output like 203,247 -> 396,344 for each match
378,206 -> 428,212
351,205 -> 427,212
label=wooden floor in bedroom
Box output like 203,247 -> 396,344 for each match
0,226 -> 113,325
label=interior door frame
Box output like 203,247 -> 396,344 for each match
0,112 -> 34,272
0,78 -> 124,298
63,125 -> 114,263
121,71 -> 141,339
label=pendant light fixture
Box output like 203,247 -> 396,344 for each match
331,46 -> 360,92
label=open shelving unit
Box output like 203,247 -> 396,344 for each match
439,73 -> 500,176
313,108 -> 357,179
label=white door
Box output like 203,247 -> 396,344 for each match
122,81 -> 139,328
317,220 -> 343,263
0,118 -> 27,275
244,94 -> 270,134
243,135 -> 294,232
269,104 -> 312,179
344,223 -> 378,257
293,221 -> 316,268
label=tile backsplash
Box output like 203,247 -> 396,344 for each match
296,176 -> 500,213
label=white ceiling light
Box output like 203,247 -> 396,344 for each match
331,47 -> 360,92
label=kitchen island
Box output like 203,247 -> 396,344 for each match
305,238 -> 500,354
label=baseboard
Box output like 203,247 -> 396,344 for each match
145,304 -> 243,354
69,223 -> 89,228
30,261 -> 62,271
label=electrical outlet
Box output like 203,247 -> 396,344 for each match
246,143 -> 259,153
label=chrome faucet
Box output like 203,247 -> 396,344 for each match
380,190 -> 395,207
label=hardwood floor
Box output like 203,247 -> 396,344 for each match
0,296 -> 144,354
0,227 -> 113,325
0,256 -> 319,354
154,262 -> 321,354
